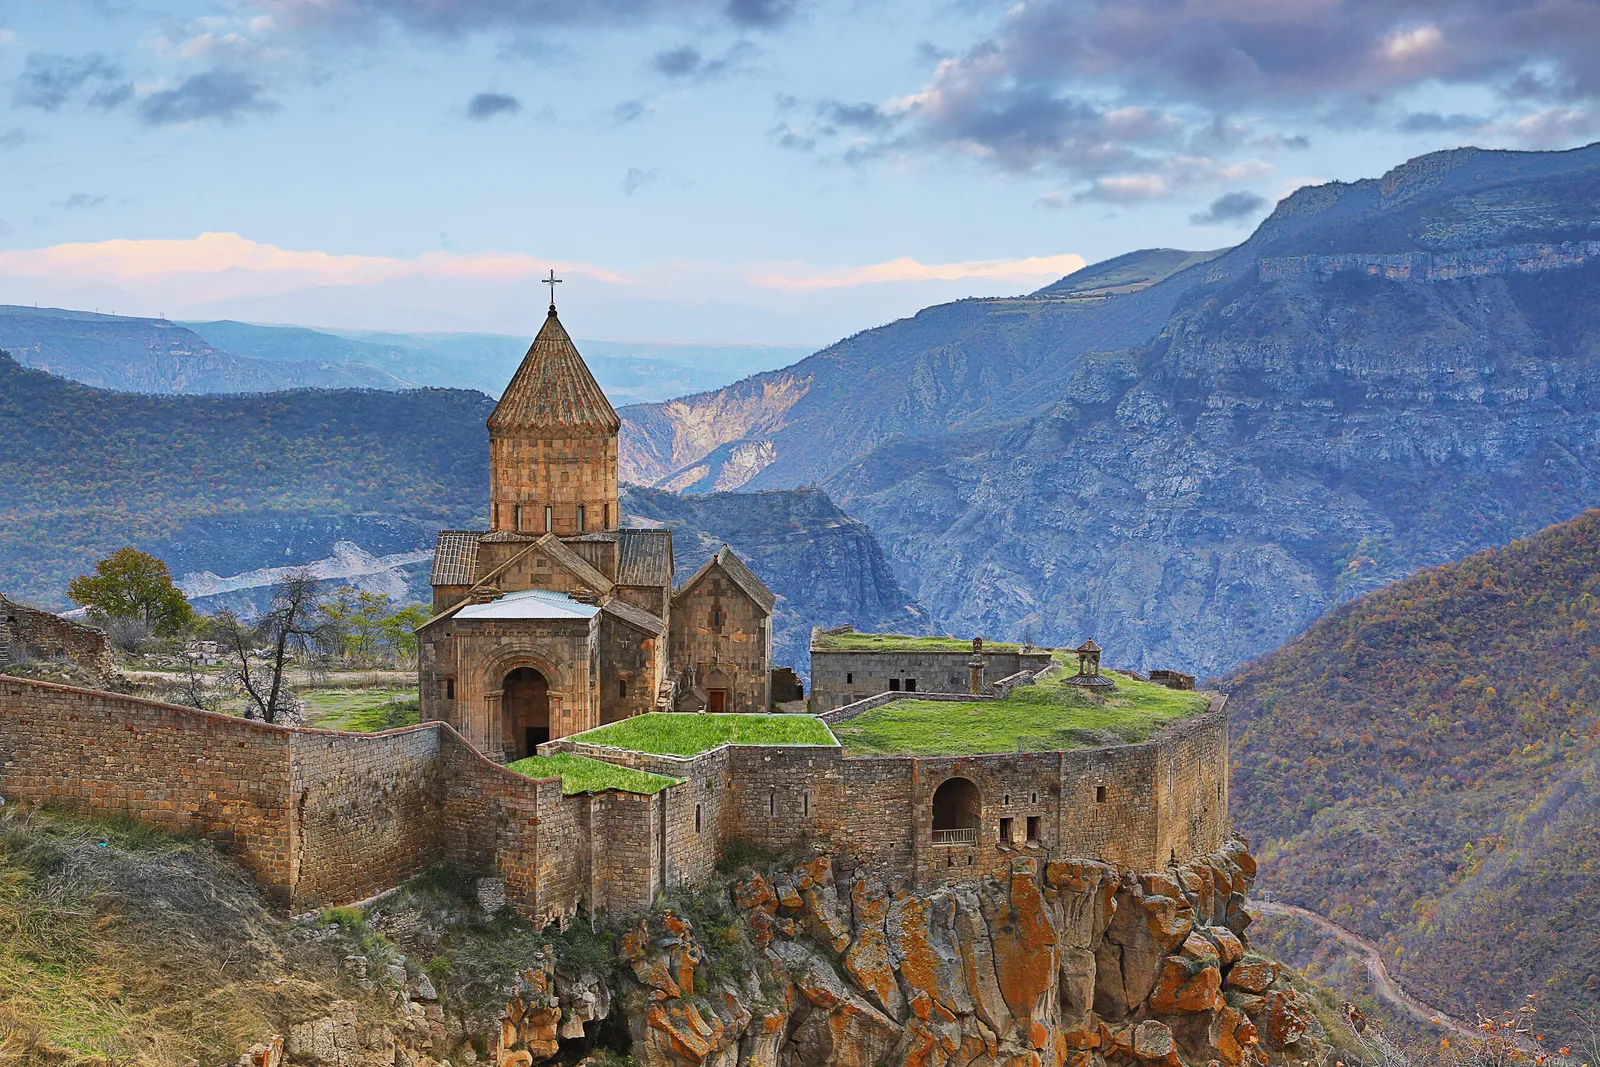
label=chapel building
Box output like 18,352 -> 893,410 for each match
417,301 -> 776,762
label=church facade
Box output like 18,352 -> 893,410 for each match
417,303 -> 776,761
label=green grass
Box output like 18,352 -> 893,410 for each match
300,688 -> 420,732
506,753 -> 682,795
568,713 -> 837,757
832,668 -> 1210,756
811,631 -> 1026,652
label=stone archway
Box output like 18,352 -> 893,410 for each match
503,666 -> 550,759
931,777 -> 981,845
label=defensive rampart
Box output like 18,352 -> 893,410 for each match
0,675 -> 668,921
548,694 -> 1230,889
2,674 -> 1230,919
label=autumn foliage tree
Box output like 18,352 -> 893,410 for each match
67,547 -> 193,637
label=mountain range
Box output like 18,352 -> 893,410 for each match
0,354 -> 916,676
0,305 -> 805,403
619,143 -> 1600,676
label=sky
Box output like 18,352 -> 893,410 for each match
0,0 -> 1597,346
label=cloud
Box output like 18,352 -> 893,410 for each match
0,232 -> 628,288
612,99 -> 650,125
0,29 -> 14,46
1397,111 -> 1486,133
622,167 -> 659,195
1189,190 -> 1269,225
649,40 -> 753,81
59,193 -> 107,210
725,0 -> 795,29
653,45 -> 702,77
258,0 -> 792,38
13,53 -> 132,112
466,91 -> 521,119
0,128 -> 23,151
855,0 -> 1600,185
138,70 -> 279,125
749,252 -> 1087,291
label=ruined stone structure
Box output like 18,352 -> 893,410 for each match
0,593 -> 113,675
808,629 -> 1053,713
419,304 -> 776,761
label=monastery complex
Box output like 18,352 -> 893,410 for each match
0,300 -> 1232,928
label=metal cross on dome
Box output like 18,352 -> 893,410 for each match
544,269 -> 562,309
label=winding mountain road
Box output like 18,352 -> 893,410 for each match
1251,901 -> 1481,1041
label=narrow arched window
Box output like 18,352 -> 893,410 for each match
513,504 -> 523,531
619,679 -> 628,699
577,505 -> 586,531
544,505 -> 553,532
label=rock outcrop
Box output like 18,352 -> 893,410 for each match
471,837 -> 1325,1067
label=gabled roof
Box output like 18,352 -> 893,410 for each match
431,530 -> 481,586
455,588 -> 600,621
601,597 -> 666,636
673,545 -> 776,614
618,528 -> 673,588
533,532 -> 614,596
488,308 -> 620,435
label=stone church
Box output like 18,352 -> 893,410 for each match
417,301 -> 777,762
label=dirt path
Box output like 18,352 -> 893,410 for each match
1252,900 -> 1482,1042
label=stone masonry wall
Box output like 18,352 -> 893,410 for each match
809,648 -> 1054,712
0,595 -> 113,674
0,676 -> 297,902
288,727 -> 449,908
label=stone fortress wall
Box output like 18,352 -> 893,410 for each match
548,694 -> 1229,887
1,671 -> 1230,923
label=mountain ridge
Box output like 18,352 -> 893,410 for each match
619,141 -> 1600,672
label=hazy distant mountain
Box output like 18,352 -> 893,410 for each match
620,143 -> 1600,674
0,305 -> 808,402
186,319 -> 809,403
0,305 -> 409,393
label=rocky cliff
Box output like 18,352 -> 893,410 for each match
619,143 -> 1600,675
246,839 -> 1340,1067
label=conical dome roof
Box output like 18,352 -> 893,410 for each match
488,307 -> 620,434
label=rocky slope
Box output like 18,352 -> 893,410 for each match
620,143 -> 1600,674
1225,509 -> 1600,1042
621,486 -> 928,676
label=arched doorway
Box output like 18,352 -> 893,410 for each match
504,667 -> 550,759
931,777 -> 981,845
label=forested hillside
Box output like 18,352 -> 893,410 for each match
0,353 -> 491,604
1228,509 -> 1600,1036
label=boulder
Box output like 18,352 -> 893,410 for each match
1223,959 -> 1277,995
1133,1020 -> 1182,1067
286,1002 -> 361,1066
1093,883 -> 1193,1019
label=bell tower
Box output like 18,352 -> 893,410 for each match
487,283 -> 620,536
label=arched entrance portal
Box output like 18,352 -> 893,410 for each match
931,777 -> 981,845
504,667 -> 550,759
